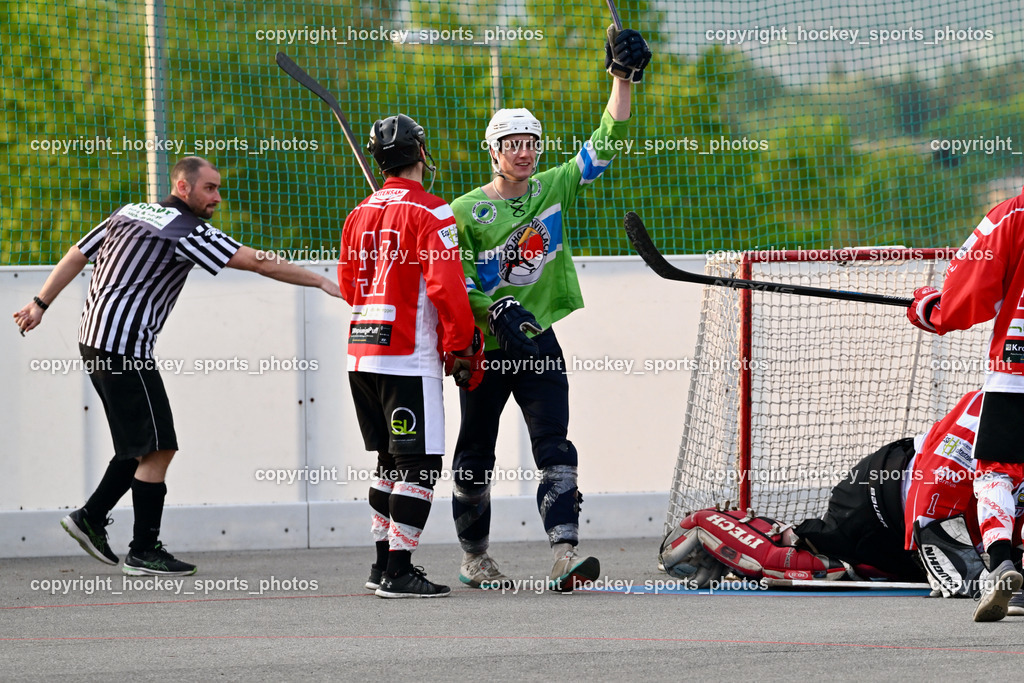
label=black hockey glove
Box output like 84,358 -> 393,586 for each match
487,296 -> 543,360
605,25 -> 652,83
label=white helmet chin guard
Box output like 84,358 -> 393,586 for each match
485,108 -> 542,176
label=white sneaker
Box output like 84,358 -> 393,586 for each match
548,543 -> 600,593
973,560 -> 1023,622
459,552 -> 512,589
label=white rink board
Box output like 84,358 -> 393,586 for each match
0,256 -> 701,556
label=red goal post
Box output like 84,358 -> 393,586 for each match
666,247 -> 990,530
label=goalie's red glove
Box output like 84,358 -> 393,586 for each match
444,326 -> 485,391
605,25 -> 652,83
908,286 -> 944,335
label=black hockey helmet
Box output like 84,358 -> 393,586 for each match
367,114 -> 426,173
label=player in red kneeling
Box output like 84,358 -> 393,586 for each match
908,186 -> 1024,621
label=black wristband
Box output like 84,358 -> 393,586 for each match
33,296 -> 49,311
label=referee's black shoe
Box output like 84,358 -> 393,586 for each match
61,509 -> 118,565
375,566 -> 451,598
123,543 -> 197,576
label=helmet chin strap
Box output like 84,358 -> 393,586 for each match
423,147 -> 438,193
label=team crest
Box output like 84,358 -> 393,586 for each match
498,219 -> 550,285
472,200 -> 497,224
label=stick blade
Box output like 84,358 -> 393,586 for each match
275,51 -> 341,112
624,211 -> 683,280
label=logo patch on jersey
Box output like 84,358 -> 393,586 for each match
932,465 -> 969,485
202,223 -> 226,239
349,322 -> 393,346
353,304 -> 397,322
1003,340 -> 1024,364
1007,319 -> 1024,338
529,178 -> 542,197
472,200 -> 497,224
437,224 -> 459,249
497,218 -> 550,286
935,434 -> 973,469
120,203 -> 179,229
367,188 -> 409,205
390,407 -> 418,436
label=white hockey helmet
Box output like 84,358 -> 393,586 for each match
485,108 -> 543,175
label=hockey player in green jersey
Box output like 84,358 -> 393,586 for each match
451,25 -> 651,592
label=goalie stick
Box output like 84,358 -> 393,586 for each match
623,212 -> 914,307
275,52 -> 380,191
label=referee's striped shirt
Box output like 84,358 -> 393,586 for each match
76,196 -> 242,359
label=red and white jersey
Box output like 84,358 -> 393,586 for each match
933,188 -> 1024,392
904,391 -> 983,550
338,177 -> 475,377
904,390 -> 1024,549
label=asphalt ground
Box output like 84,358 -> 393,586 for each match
2,536 -> 1022,681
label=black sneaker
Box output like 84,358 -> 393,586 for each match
123,543 -> 197,576
365,565 -> 383,591
61,509 -> 118,565
375,566 -> 451,598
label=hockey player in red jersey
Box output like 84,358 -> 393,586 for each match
338,114 -> 484,598
909,188 -> 1024,620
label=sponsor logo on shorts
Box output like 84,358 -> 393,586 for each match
390,407 -> 417,436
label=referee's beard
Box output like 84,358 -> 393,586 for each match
185,198 -> 218,219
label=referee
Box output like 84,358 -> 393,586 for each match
13,156 -> 341,576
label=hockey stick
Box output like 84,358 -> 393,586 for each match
605,0 -> 623,30
275,52 -> 380,191
624,212 -> 914,307
763,578 -> 931,591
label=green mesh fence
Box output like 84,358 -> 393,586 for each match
2,1 -> 1022,265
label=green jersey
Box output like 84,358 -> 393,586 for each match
452,110 -> 630,350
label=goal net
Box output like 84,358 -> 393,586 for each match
666,248 -> 991,531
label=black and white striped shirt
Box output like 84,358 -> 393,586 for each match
76,196 -> 242,358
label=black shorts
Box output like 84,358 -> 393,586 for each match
974,392 -> 1024,464
348,372 -> 444,455
80,344 -> 178,460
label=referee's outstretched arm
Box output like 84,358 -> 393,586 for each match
12,244 -> 341,337
12,246 -> 89,335
226,245 -> 341,297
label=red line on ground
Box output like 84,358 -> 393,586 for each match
0,633 -> 1021,654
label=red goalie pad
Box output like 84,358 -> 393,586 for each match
688,509 -> 847,582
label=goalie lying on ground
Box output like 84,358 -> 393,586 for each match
661,390 -> 1024,600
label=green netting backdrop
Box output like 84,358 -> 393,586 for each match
3,0 -> 1023,265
